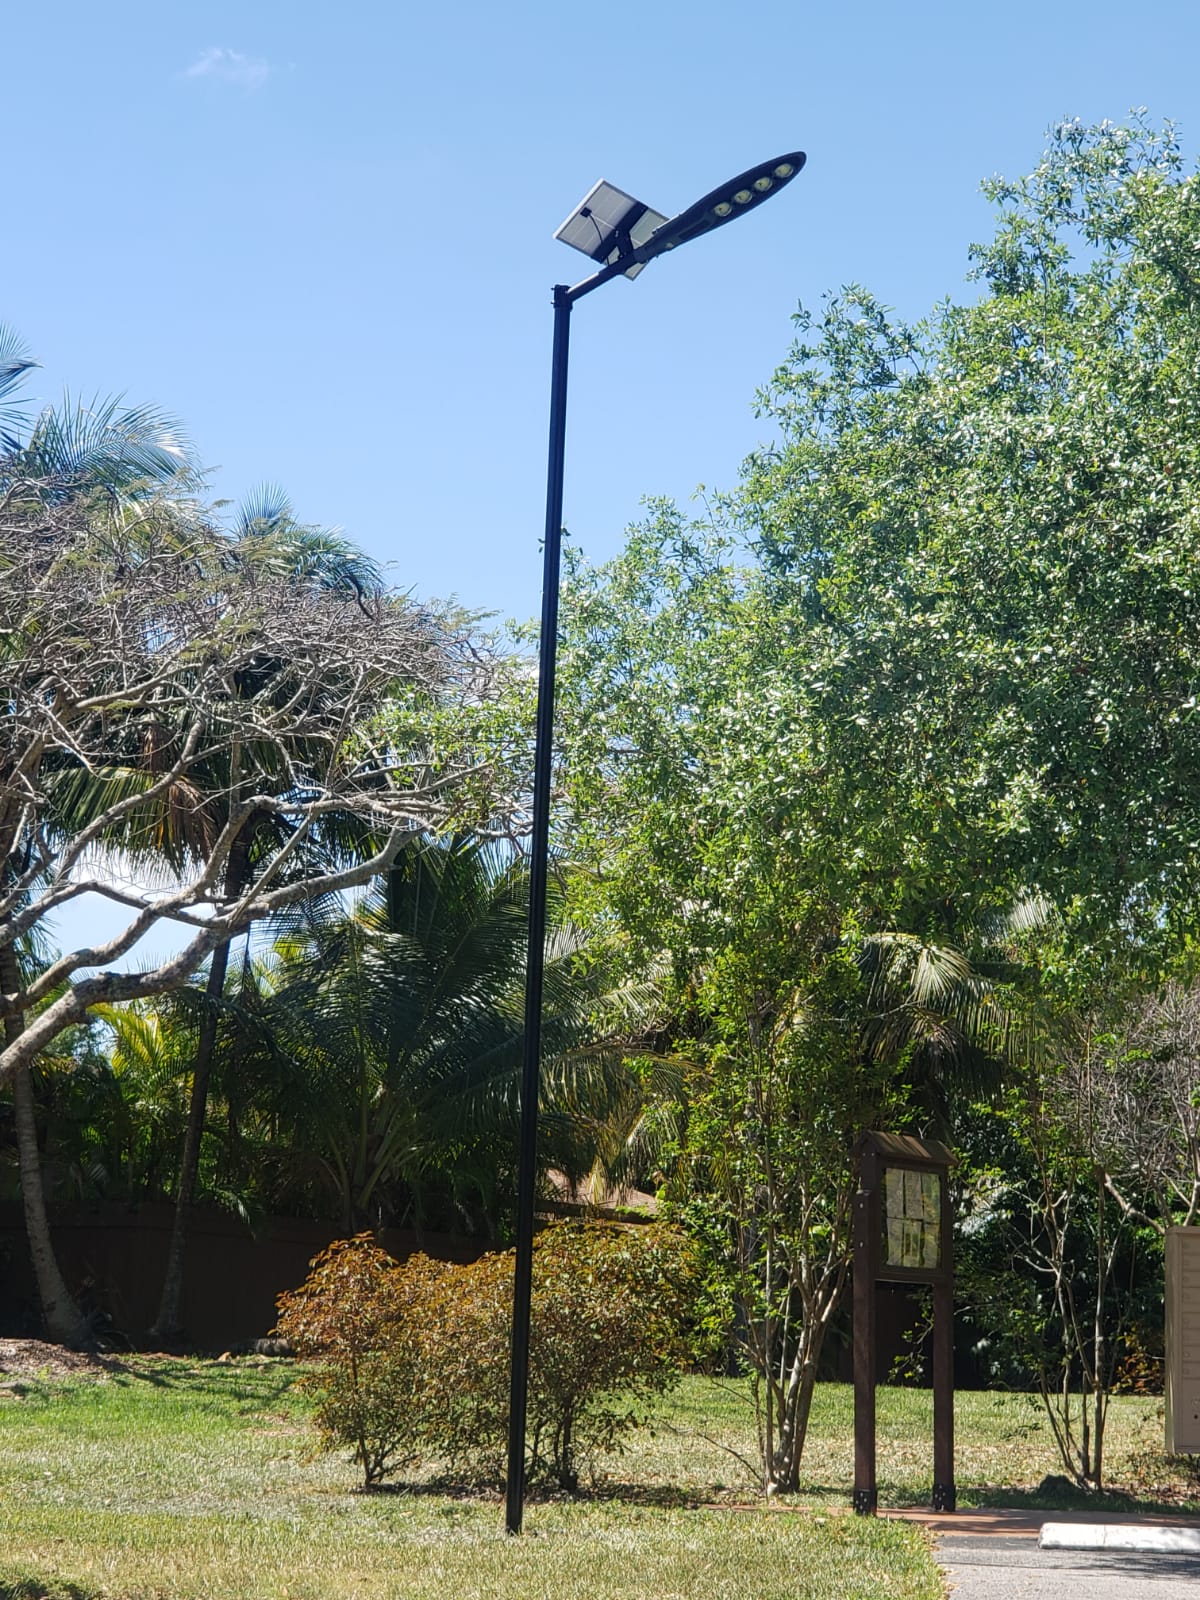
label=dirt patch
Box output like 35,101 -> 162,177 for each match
0,1340 -> 126,1383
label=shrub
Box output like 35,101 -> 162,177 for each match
274,1234 -> 428,1485
524,1222 -> 698,1489
276,1223 -> 697,1490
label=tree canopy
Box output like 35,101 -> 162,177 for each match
740,115 -> 1200,954
550,115 -> 1200,1486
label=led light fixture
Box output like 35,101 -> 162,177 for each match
552,152 -> 806,294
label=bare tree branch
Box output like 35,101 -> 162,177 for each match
0,479 -> 530,1085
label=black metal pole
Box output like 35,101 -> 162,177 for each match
506,282 -> 572,1536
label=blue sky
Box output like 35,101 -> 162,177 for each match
11,1 -> 1200,625
9,0 -> 1200,961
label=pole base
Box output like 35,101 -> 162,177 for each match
852,1488 -> 878,1516
931,1482 -> 957,1513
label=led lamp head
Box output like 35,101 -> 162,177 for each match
552,151 -> 805,292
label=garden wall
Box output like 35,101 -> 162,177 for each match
0,1203 -> 488,1350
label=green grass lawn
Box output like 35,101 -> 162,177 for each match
0,1359 -> 1193,1600
640,1377 -> 1200,1513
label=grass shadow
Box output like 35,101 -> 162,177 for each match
357,1476 -> 714,1510
107,1358 -> 301,1405
562,1480 -> 703,1509
966,1481 -> 1200,1515
356,1479 -> 501,1501
0,1573 -> 99,1600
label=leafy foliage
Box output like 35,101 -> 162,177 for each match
554,511 -> 1035,1490
546,115 -> 1200,1493
276,1223 -> 698,1490
955,1022 -> 1158,1491
257,835 -> 673,1233
275,1234 -> 428,1484
742,114 -> 1200,954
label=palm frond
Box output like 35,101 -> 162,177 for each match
0,324 -> 37,447
973,892 -> 1057,948
284,526 -> 383,596
859,931 -> 978,1007
21,393 -> 193,493
233,494 -> 384,598
236,483 -> 293,539
253,834 -> 672,1227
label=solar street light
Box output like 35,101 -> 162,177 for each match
507,150 -> 806,1537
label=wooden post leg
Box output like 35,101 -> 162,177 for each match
853,1186 -> 877,1515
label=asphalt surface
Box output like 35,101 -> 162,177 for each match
938,1534 -> 1200,1598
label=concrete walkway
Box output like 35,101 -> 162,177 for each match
937,1534 -> 1200,1597
884,1507 -> 1200,1598
886,1506 -> 1200,1538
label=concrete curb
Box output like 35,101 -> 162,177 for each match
1040,1521 -> 1200,1553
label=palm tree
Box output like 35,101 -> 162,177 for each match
0,327 -> 37,448
255,834 -> 669,1237
15,1000 -> 195,1218
89,1001 -> 197,1201
12,462 -> 390,1337
131,486 -> 388,1337
855,894 -> 1055,1130
3,332 -> 495,1341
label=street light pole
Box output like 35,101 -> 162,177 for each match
505,282 -> 571,1538
506,152 -> 806,1536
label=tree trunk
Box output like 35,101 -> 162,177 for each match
218,936 -> 255,1194
150,935 -> 232,1340
768,1317 -> 830,1492
1,943 -> 84,1344
151,830 -> 255,1340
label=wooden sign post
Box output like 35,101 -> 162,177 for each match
852,1131 -> 956,1515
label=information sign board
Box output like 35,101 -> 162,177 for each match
882,1167 -> 942,1272
853,1132 -> 955,1515
1166,1227 -> 1200,1455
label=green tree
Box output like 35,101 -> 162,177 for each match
147,487 -> 396,1340
0,327 -> 193,1339
552,118 -> 1200,1483
956,1015 -> 1150,1491
0,330 -> 521,1339
555,519 -> 1025,1491
742,114 -> 1200,954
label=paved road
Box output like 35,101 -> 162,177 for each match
939,1534 -> 1200,1598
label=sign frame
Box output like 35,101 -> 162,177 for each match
853,1131 -> 956,1515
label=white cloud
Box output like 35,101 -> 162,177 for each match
184,47 -> 272,90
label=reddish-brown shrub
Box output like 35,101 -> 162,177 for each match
274,1233 -> 433,1484
276,1223 -> 697,1490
